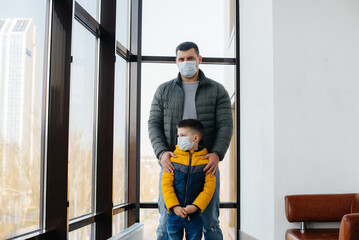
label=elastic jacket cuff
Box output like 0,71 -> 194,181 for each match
212,151 -> 224,161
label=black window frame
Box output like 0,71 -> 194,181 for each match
6,0 -> 241,239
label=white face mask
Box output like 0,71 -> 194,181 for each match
178,61 -> 198,78
177,136 -> 195,151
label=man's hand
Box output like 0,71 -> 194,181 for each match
184,205 -> 199,215
161,151 -> 177,173
202,153 -> 220,177
173,206 -> 187,218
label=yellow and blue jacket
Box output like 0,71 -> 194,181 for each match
162,145 -> 216,214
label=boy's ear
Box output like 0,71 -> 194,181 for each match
194,135 -> 200,142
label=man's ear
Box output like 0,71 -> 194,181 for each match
198,55 -> 202,64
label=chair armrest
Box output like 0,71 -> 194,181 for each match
339,213 -> 359,240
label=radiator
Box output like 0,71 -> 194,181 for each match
108,223 -> 144,240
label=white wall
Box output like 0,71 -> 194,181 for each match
273,0 -> 359,239
241,0 -> 359,239
240,0 -> 275,239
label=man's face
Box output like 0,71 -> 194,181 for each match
176,48 -> 202,70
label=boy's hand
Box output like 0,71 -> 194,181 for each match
202,153 -> 219,177
173,206 -> 187,218
184,205 -> 199,215
161,151 -> 177,173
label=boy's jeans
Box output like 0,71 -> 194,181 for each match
157,169 -> 223,240
166,212 -> 202,240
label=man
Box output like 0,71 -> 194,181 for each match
148,41 -> 233,240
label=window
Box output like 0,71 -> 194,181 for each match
220,209 -> 237,239
113,56 -> 128,205
140,209 -> 158,239
69,224 -> 94,240
140,64 -> 236,203
0,1 -> 48,238
140,0 -> 238,236
112,0 -> 132,233
112,212 -> 127,236
68,19 -> 98,219
140,63 -> 177,202
1,0 -> 239,238
76,0 -> 100,21
199,64 -> 236,203
116,0 -> 130,48
142,0 -> 234,58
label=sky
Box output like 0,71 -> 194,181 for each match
0,1 -> 47,52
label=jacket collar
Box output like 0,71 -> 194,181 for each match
175,69 -> 208,87
174,145 -> 208,156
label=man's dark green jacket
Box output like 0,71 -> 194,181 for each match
148,70 -> 233,161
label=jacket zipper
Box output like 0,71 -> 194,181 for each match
184,152 -> 192,206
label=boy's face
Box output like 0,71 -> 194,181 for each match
177,127 -> 199,143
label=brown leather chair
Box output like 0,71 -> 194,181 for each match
285,194 -> 359,240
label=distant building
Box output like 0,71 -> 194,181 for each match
0,18 -> 40,159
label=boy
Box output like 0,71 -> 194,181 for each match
162,119 -> 216,240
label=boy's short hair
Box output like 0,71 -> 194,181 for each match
177,119 -> 204,139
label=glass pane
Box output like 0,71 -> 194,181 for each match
219,115 -> 236,202
0,1 -> 47,238
200,64 -> 235,100
113,56 -> 128,205
112,212 -> 127,236
116,0 -> 130,48
140,156 -> 161,202
76,0 -> 99,21
219,209 -> 236,240
140,209 -> 236,239
69,224 -> 93,240
141,63 -> 235,202
140,209 -> 158,240
142,0 -> 234,57
140,63 -> 177,202
68,20 -> 98,219
199,64 -> 236,202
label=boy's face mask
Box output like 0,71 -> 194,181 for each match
178,61 -> 198,78
177,136 -> 195,151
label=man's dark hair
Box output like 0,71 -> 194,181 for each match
175,41 -> 200,56
177,119 -> 204,138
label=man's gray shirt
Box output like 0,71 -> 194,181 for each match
182,81 -> 199,120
